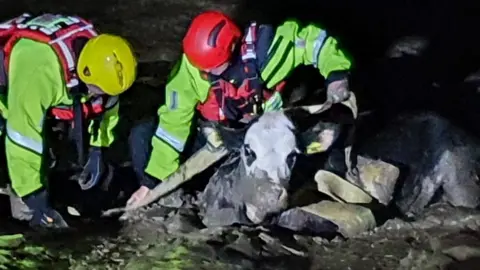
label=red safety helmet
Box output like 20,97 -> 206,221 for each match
183,11 -> 241,70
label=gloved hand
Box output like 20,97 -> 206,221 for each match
22,189 -> 69,229
262,91 -> 283,112
326,78 -> 351,104
202,126 -> 224,151
78,147 -> 106,190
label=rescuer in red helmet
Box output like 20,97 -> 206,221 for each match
127,10 -> 352,206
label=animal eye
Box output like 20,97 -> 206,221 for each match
243,144 -> 257,166
286,151 -> 297,169
244,144 -> 254,156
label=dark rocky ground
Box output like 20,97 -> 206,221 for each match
0,0 -> 480,269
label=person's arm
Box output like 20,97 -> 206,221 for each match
143,54 -> 210,187
5,39 -> 65,197
260,20 -> 352,89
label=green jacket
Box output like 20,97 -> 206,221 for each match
145,19 -> 352,182
2,38 -> 119,197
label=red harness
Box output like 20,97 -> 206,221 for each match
50,95 -> 118,120
0,13 -> 114,120
197,22 -> 286,124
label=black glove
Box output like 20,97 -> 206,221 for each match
223,97 -> 252,121
23,189 -> 69,229
78,147 -> 106,190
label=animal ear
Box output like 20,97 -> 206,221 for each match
283,107 -> 324,133
386,35 -> 429,59
200,120 -> 254,152
298,121 -> 341,155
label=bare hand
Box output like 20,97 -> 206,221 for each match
327,78 -> 350,103
126,185 -> 151,208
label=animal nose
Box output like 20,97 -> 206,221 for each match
274,172 -> 291,188
267,167 -> 291,186
272,184 -> 289,209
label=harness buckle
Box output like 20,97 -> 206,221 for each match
250,93 -> 263,116
241,23 -> 257,62
245,43 -> 255,51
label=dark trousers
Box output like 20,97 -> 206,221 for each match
128,118 -> 207,184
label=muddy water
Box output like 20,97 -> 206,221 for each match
0,0 -> 480,269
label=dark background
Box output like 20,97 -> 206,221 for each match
2,0 -> 480,125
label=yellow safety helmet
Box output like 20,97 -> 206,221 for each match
77,34 -> 137,96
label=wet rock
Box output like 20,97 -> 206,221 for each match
224,232 -> 261,259
443,245 -> 480,261
67,206 -> 82,217
120,219 -> 168,245
156,188 -> 188,208
408,203 -> 480,230
0,234 -> 24,248
313,236 -> 330,245
314,170 -> 373,204
164,208 -> 205,234
258,232 -> 307,257
427,231 -> 480,262
345,155 -> 400,205
199,226 -> 230,238
446,257 -> 480,270
300,201 -> 376,238
276,207 -> 339,236
143,205 -> 175,221
397,249 -> 453,270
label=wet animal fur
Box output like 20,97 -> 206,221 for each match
356,111 -> 480,217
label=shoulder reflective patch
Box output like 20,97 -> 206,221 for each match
169,90 -> 178,110
155,125 -> 185,152
295,38 -> 306,48
312,30 -> 328,68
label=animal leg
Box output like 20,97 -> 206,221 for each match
442,175 -> 480,209
276,208 -> 338,235
396,174 -> 438,218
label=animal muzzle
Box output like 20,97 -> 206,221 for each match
265,183 -> 289,209
245,182 -> 289,224
252,166 -> 292,188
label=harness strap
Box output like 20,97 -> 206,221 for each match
71,86 -> 86,165
241,22 -> 257,62
0,50 -> 6,93
240,22 -> 264,115
0,50 -> 5,134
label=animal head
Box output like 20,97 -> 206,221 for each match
240,110 -> 342,188
241,112 -> 299,187
202,103 -> 351,226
